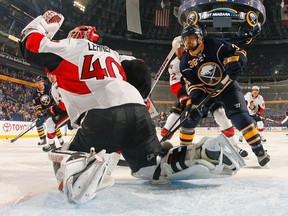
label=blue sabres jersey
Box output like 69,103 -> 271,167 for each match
32,83 -> 54,110
180,37 -> 247,98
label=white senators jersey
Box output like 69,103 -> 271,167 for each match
50,82 -> 62,106
168,57 -> 183,97
21,32 -> 144,124
169,57 -> 181,86
244,92 -> 265,116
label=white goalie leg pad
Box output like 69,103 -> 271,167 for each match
151,144 -> 223,182
198,134 -> 245,175
65,150 -> 114,204
151,144 -> 198,183
48,148 -> 115,204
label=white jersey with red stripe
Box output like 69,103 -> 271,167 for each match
168,57 -> 182,97
50,82 -> 61,105
244,92 -> 265,116
51,81 -> 67,111
21,32 -> 144,124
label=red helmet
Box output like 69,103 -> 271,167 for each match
67,26 -> 99,42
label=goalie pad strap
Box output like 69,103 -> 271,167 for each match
171,146 -> 189,172
152,146 -> 189,180
171,148 -> 179,172
152,164 -> 162,180
179,146 -> 189,170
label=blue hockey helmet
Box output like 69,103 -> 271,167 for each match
181,24 -> 203,40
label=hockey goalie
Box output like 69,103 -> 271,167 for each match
19,10 -> 244,204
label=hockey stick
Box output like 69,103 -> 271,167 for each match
10,118 -> 38,143
260,116 -> 281,124
146,44 -> 179,118
147,44 -> 179,99
161,75 -> 231,142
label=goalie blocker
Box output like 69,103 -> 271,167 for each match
49,134 -> 244,203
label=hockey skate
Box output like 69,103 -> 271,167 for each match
37,139 -> 47,146
42,143 -> 56,152
232,144 -> 248,158
256,150 -> 270,166
238,149 -> 248,158
260,136 -> 267,142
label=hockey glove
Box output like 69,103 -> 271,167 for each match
37,113 -> 49,124
34,104 -> 42,115
188,108 -> 203,123
178,94 -> 189,111
184,100 -> 203,123
47,105 -> 57,116
253,113 -> 262,122
224,61 -> 242,81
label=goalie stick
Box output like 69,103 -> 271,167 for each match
161,75 -> 231,142
10,118 -> 38,143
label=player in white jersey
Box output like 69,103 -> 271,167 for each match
160,36 -> 188,138
161,36 -> 248,158
42,73 -> 70,152
19,11 -> 245,204
239,86 -> 266,142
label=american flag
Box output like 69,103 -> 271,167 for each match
154,8 -> 170,27
281,0 -> 288,26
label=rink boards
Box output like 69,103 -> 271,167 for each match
0,120 -> 287,140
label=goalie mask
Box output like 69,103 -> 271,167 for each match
68,26 -> 99,42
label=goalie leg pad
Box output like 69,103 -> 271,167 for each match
65,152 -> 114,204
49,149 -> 115,204
199,134 -> 245,173
153,144 -> 197,181
154,135 -> 245,182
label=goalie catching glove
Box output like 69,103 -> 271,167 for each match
21,10 -> 64,40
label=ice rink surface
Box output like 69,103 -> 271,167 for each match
0,130 -> 287,216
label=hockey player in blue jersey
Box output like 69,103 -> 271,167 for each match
179,24 -> 270,167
